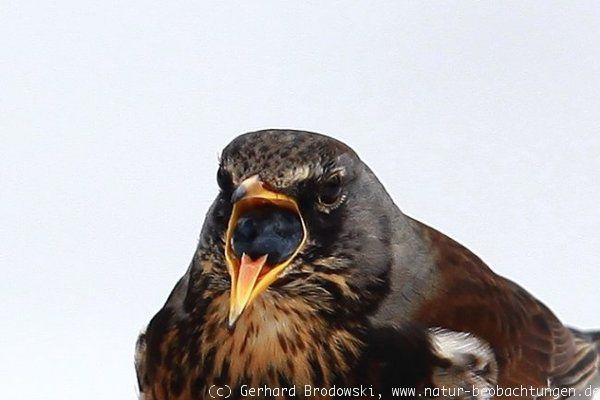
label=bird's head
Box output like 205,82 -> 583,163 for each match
201,129 -> 398,328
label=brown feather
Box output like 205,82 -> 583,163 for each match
412,220 -> 598,398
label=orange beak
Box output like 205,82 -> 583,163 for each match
225,175 -> 307,328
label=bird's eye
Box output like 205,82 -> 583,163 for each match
317,175 -> 344,208
217,168 -> 233,192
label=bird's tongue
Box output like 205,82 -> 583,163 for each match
235,254 -> 269,312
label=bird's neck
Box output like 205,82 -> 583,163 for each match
356,165 -> 441,322
196,290 -> 365,393
373,205 -> 443,324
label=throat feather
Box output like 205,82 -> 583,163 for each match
198,292 -> 363,391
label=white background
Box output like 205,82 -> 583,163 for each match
1,2 -> 599,399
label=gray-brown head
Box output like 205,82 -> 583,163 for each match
198,129 -> 399,328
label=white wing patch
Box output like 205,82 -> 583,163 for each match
428,328 -> 498,400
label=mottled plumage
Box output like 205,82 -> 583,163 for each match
136,129 -> 598,400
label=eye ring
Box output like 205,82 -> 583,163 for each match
317,174 -> 345,210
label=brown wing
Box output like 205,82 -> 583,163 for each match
414,222 -> 598,398
135,268 -> 193,400
135,332 -> 147,396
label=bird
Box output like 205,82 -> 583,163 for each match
136,129 -> 599,400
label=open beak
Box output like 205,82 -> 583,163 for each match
225,175 -> 307,328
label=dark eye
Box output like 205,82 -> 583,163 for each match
318,175 -> 344,207
217,168 -> 233,192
